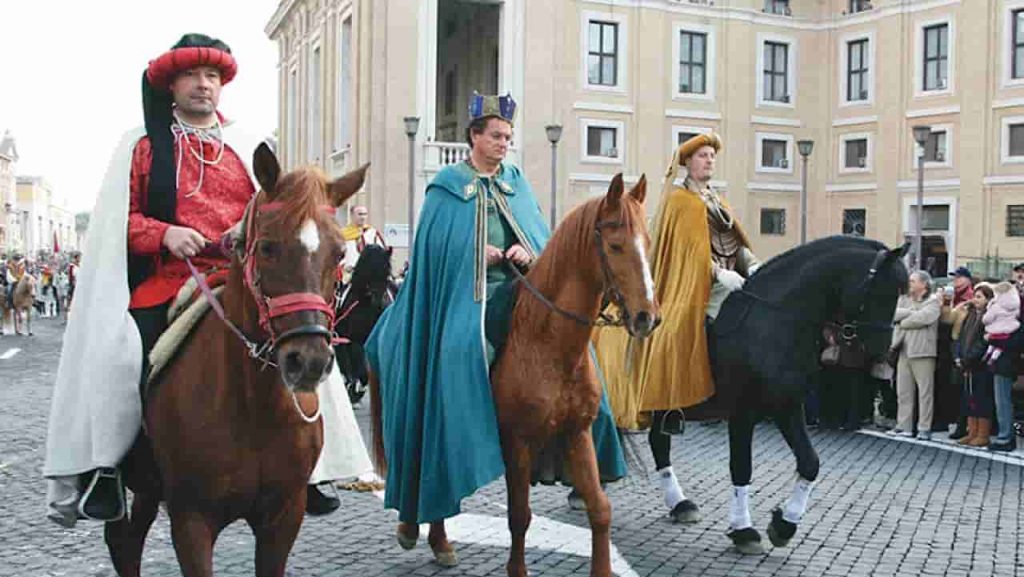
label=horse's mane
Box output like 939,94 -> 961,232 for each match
264,167 -> 333,234
749,235 -> 888,280
527,195 -> 634,288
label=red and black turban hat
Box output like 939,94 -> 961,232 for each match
146,34 -> 237,90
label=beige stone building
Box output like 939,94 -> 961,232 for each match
266,0 -> 1024,276
15,176 -> 77,257
0,131 -> 20,254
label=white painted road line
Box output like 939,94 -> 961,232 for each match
372,492 -> 639,576
0,348 -> 21,360
859,428 -> 1024,467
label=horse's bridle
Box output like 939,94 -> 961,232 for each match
740,248 -> 895,343
508,218 -> 635,329
187,196 -> 346,369
240,199 -> 340,351
827,248 -> 897,343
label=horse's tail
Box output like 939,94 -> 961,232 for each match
368,369 -> 387,477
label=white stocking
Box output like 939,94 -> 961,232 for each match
782,476 -> 814,524
729,485 -> 752,530
656,466 -> 686,509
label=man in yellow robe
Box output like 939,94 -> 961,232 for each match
593,133 -> 759,523
340,205 -> 387,284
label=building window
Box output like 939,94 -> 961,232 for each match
309,45 -> 322,162
844,138 -> 869,169
444,70 -> 456,116
1008,205 -> 1024,237
1014,10 -> 1024,79
763,41 -> 789,103
923,24 -> 949,92
679,31 -> 707,94
677,131 -> 700,146
923,130 -> 947,163
1010,123 -> 1024,157
910,205 -> 951,231
587,126 -> 618,158
336,17 -> 353,152
764,0 -> 790,16
761,138 -> 789,169
760,209 -> 786,235
588,21 -> 618,86
849,0 -> 873,13
287,67 -> 298,166
843,209 -> 866,237
847,39 -> 869,102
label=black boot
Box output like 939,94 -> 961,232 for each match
306,482 -> 341,516
78,467 -> 126,522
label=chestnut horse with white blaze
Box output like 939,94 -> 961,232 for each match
371,174 -> 659,577
103,143 -> 369,577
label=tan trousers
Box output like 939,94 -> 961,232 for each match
896,353 -> 936,433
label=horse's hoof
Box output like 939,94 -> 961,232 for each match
396,524 -> 419,550
767,508 -> 797,548
727,527 -> 764,555
670,499 -> 701,523
432,548 -> 459,568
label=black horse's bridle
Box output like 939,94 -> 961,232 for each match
506,219 -> 635,329
740,248 -> 895,343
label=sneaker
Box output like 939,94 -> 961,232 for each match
916,431 -> 932,441
887,429 -> 913,438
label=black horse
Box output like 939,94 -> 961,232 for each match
334,244 -> 395,403
710,236 -> 908,554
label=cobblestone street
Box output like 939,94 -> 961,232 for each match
2,318 -> 1023,576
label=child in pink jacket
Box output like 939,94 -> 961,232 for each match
983,282 -> 1021,367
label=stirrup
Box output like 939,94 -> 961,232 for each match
77,467 -> 126,522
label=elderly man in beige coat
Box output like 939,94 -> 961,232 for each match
888,271 -> 942,440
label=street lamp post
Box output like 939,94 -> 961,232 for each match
545,124 -> 563,231
403,116 -> 420,251
797,139 -> 814,245
912,125 -> 932,272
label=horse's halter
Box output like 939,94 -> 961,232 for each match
509,218 -> 637,329
238,198 -> 341,355
828,248 -> 896,343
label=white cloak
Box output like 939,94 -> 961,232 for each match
44,123 -> 372,523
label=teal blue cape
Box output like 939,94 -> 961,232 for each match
366,162 -> 625,524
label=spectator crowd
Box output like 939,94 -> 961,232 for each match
811,262 -> 1024,453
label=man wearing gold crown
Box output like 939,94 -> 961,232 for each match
366,93 -> 625,567
43,33 -> 372,528
594,133 -> 761,528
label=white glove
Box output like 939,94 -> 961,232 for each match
716,268 -> 746,292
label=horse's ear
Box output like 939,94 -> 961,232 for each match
253,142 -> 281,199
629,174 -> 648,204
889,241 -> 911,259
606,173 -> 625,209
330,163 -> 370,207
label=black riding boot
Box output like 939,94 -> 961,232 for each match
306,482 -> 341,516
